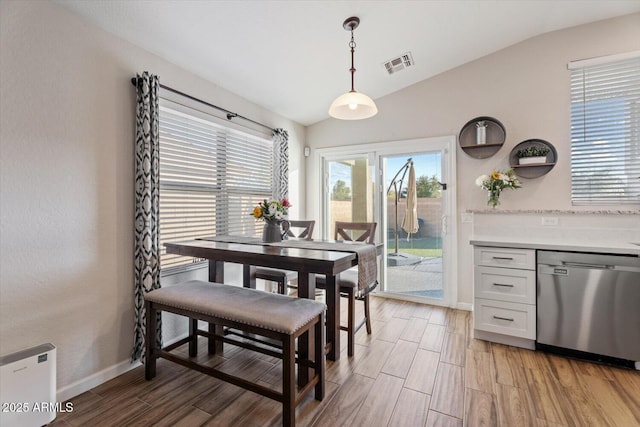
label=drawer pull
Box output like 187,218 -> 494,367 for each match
492,256 -> 514,260
493,283 -> 514,288
493,315 -> 514,322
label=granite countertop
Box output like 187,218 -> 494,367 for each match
470,237 -> 640,257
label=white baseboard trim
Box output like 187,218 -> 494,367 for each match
456,302 -> 473,311
56,332 -> 190,403
57,359 -> 141,403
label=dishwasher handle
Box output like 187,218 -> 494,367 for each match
562,261 -> 613,270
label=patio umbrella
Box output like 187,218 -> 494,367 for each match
401,163 -> 418,236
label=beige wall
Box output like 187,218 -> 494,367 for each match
306,13 -> 640,306
0,0 -> 305,398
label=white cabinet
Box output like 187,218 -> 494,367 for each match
473,246 -> 536,349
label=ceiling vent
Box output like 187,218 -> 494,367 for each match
383,52 -> 414,75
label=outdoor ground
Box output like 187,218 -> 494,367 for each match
386,236 -> 443,298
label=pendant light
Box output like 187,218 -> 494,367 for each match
328,16 -> 378,120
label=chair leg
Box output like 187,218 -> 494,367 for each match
278,278 -> 286,294
364,294 -> 372,334
347,289 -> 355,357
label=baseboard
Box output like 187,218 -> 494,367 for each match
56,359 -> 141,403
456,302 -> 473,311
56,332 -> 189,403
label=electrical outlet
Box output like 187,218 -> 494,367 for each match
461,212 -> 473,223
541,217 -> 559,226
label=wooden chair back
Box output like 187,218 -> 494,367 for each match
284,220 -> 315,240
334,222 -> 377,244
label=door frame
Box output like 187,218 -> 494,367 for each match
311,136 -> 458,307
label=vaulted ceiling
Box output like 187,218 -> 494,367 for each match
55,0 -> 640,125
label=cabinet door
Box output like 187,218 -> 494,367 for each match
474,247 -> 535,270
474,266 -> 536,304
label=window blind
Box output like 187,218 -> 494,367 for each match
159,99 -> 273,272
570,53 -> 640,204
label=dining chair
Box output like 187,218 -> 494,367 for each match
255,220 -> 316,294
315,221 -> 378,357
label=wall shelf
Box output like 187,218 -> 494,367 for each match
509,139 -> 557,178
459,116 -> 506,159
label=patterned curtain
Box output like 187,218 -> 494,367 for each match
272,128 -> 289,200
131,72 -> 162,362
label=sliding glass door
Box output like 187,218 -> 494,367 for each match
322,153 -> 375,239
316,136 -> 456,307
383,152 -> 444,300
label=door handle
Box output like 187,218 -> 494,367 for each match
493,315 -> 514,322
492,256 -> 514,260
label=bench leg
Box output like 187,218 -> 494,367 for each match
314,313 -> 325,401
283,335 -> 296,427
189,318 -> 198,357
144,300 -> 157,380
208,322 -> 224,354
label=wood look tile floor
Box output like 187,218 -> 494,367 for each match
51,296 -> 640,426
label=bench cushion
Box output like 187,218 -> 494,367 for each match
144,280 -> 325,335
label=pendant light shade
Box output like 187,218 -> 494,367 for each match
328,91 -> 378,120
329,17 -> 378,120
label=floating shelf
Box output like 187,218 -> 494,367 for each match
509,139 -> 557,178
459,116 -> 506,159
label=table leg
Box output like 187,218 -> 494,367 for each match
297,272 -> 316,386
208,260 -> 224,354
242,264 -> 257,289
325,274 -> 340,361
208,260 -> 224,283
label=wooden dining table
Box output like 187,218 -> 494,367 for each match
164,237 -> 380,372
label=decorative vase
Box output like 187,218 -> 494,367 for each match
488,189 -> 501,208
262,219 -> 291,243
476,121 -> 487,145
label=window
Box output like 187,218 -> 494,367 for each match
570,52 -> 640,205
159,98 -> 273,272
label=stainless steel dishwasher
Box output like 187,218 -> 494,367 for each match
537,250 -> 640,369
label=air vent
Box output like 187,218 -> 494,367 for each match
383,52 -> 414,75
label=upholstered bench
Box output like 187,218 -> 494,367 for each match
144,280 -> 325,427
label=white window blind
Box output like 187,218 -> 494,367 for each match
570,53 -> 640,205
159,99 -> 273,272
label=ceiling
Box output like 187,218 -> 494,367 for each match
54,0 -> 640,126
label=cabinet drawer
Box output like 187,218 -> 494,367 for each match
474,247 -> 535,270
474,266 -> 536,304
474,298 -> 536,339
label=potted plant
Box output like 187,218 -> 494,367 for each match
516,146 -> 550,165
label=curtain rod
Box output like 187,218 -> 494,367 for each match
130,77 -> 276,133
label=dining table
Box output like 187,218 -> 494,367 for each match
164,236 -> 382,382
